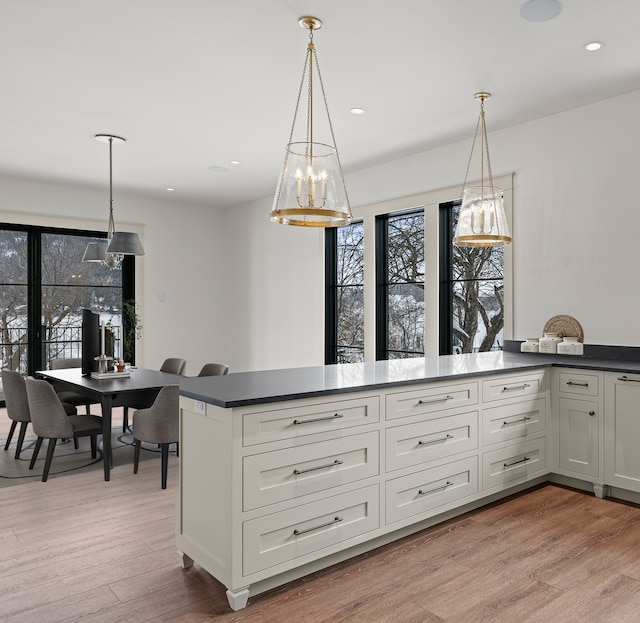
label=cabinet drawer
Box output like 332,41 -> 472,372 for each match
243,432 -> 379,511
386,382 -> 478,421
482,398 -> 546,446
482,371 -> 546,403
243,485 -> 379,576
242,395 -> 380,446
385,457 -> 478,525
558,371 -> 599,397
386,411 -> 478,472
482,438 -> 547,491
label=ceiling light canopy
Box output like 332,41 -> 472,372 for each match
453,92 -> 512,248
519,0 -> 562,22
270,16 -> 351,227
83,134 -> 144,268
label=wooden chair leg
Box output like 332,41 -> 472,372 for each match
161,443 -> 169,489
29,437 -> 44,470
123,407 -> 129,432
90,434 -> 97,458
42,438 -> 57,482
133,439 -> 141,474
74,437 -> 79,449
15,421 -> 29,459
5,420 -> 18,450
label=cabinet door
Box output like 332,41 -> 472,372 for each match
605,373 -> 640,492
558,397 -> 599,478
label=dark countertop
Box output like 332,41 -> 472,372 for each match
179,350 -> 640,409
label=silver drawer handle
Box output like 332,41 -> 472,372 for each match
618,376 -> 640,383
293,413 -> 344,425
504,457 -> 530,468
502,416 -> 531,427
293,516 -> 343,536
418,481 -> 453,496
566,381 -> 589,387
418,395 -> 454,405
418,434 -> 453,446
293,459 -> 343,475
502,383 -> 531,392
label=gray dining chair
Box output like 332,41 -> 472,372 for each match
132,384 -> 179,489
197,363 -> 229,377
25,377 -> 103,482
50,357 -> 99,415
2,369 -> 32,459
122,357 -> 186,432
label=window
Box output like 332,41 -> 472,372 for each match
324,175 -> 512,363
440,201 -> 505,354
0,224 -> 135,377
325,221 -> 364,363
376,209 -> 425,360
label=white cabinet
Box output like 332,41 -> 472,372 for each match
604,372 -> 640,494
177,369 -> 549,612
553,369 -> 603,496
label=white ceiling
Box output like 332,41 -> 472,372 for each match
2,0 -> 639,209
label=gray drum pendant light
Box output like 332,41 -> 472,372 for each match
83,134 -> 144,268
453,92 -> 512,248
270,16 -> 352,227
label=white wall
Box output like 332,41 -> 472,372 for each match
3,89 -> 640,376
0,176 -> 226,376
226,89 -> 640,364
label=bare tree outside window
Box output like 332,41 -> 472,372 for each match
450,203 -> 504,353
334,222 -> 364,362
383,210 -> 425,359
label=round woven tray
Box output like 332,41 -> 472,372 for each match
542,315 -> 584,342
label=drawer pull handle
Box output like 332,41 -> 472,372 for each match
502,416 -> 531,427
418,481 -> 454,496
292,414 -> 344,425
566,381 -> 589,387
502,383 -> 531,392
418,434 -> 453,446
293,516 -> 343,536
618,376 -> 640,383
293,459 -> 343,475
503,457 -> 530,468
418,395 -> 454,405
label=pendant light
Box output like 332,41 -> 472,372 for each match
453,92 -> 512,248
270,16 -> 351,227
83,134 -> 144,268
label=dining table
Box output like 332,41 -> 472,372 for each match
36,367 -> 183,481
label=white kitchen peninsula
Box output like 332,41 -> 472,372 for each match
176,349 -> 640,611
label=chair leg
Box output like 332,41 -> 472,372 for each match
133,439 -> 141,474
29,437 -> 44,470
74,437 -> 79,449
123,407 -> 129,432
161,443 -> 169,489
90,434 -> 97,458
85,403 -> 91,415
176,441 -> 179,458
42,438 -> 57,482
4,420 -> 17,451
15,422 -> 29,459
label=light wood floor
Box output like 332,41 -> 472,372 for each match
2,411 -> 640,621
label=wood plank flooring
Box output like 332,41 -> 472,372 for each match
2,407 -> 640,621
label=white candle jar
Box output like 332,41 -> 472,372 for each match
557,336 -> 583,355
520,338 -> 540,353
539,333 -> 562,354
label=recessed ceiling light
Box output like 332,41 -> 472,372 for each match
166,187 -> 175,192
584,41 -> 604,52
349,108 -> 366,115
519,0 -> 562,22
208,165 -> 229,173
229,160 -> 241,165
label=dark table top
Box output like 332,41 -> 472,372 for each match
178,351 -> 640,409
